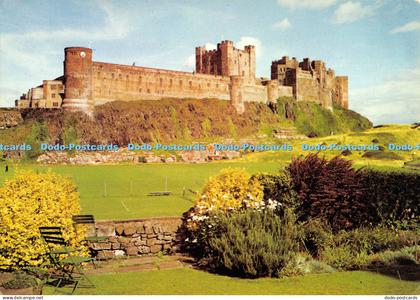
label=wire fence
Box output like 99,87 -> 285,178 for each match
73,177 -> 198,204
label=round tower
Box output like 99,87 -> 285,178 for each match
63,47 -> 93,113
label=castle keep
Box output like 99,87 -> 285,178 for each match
15,40 -> 348,113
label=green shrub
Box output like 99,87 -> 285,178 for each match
370,246 -> 419,266
345,226 -> 411,254
306,260 -> 336,274
279,253 -> 335,277
320,244 -> 370,270
359,170 -> 420,229
300,219 -> 334,258
198,209 -> 298,278
315,226 -> 414,270
252,172 -> 298,211
287,154 -> 367,231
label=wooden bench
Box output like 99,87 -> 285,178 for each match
147,191 -> 172,196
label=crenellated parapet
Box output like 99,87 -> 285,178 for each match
15,41 -> 348,114
271,56 -> 348,110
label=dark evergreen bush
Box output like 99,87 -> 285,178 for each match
287,154 -> 367,231
359,170 -> 420,229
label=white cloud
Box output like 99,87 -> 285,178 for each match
390,21 -> 420,34
332,1 -> 376,24
235,36 -> 263,58
184,54 -> 195,69
351,68 -> 420,125
0,0 -> 131,107
272,18 -> 292,31
277,0 -> 336,9
205,43 -> 217,50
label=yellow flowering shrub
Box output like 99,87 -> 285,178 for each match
186,168 -> 264,229
0,170 -> 84,270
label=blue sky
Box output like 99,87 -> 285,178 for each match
0,0 -> 419,124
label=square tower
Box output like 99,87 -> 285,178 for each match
195,40 -> 256,79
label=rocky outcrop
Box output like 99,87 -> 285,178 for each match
0,109 -> 23,129
272,127 -> 307,139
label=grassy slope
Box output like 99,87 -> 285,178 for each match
44,268 -> 419,295
0,99 -> 372,146
240,124 -> 420,169
277,98 -> 372,137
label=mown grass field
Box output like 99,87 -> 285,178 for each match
0,125 -> 418,220
44,268 -> 419,295
0,161 -> 283,220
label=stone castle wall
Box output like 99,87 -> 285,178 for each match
90,217 -> 182,260
91,62 -> 231,106
271,56 -> 348,109
15,40 -> 347,113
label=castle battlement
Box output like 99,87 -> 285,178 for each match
15,40 -> 348,113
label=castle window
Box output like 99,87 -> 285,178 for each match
112,73 -> 115,79
51,85 -> 57,90
51,93 -> 56,98
179,80 -> 183,86
189,81 -> 192,87
119,74 -> 122,80
147,89 -> 150,93
53,102 -> 59,107
139,76 -> 142,83
169,79 -> 173,86
160,78 -> 163,86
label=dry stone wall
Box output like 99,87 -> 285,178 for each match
90,217 -> 182,260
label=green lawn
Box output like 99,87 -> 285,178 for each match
44,268 -> 420,295
0,161 -> 282,220
0,149 -> 417,220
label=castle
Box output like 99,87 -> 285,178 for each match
15,40 -> 348,113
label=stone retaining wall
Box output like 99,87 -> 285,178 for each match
90,217 -> 182,260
